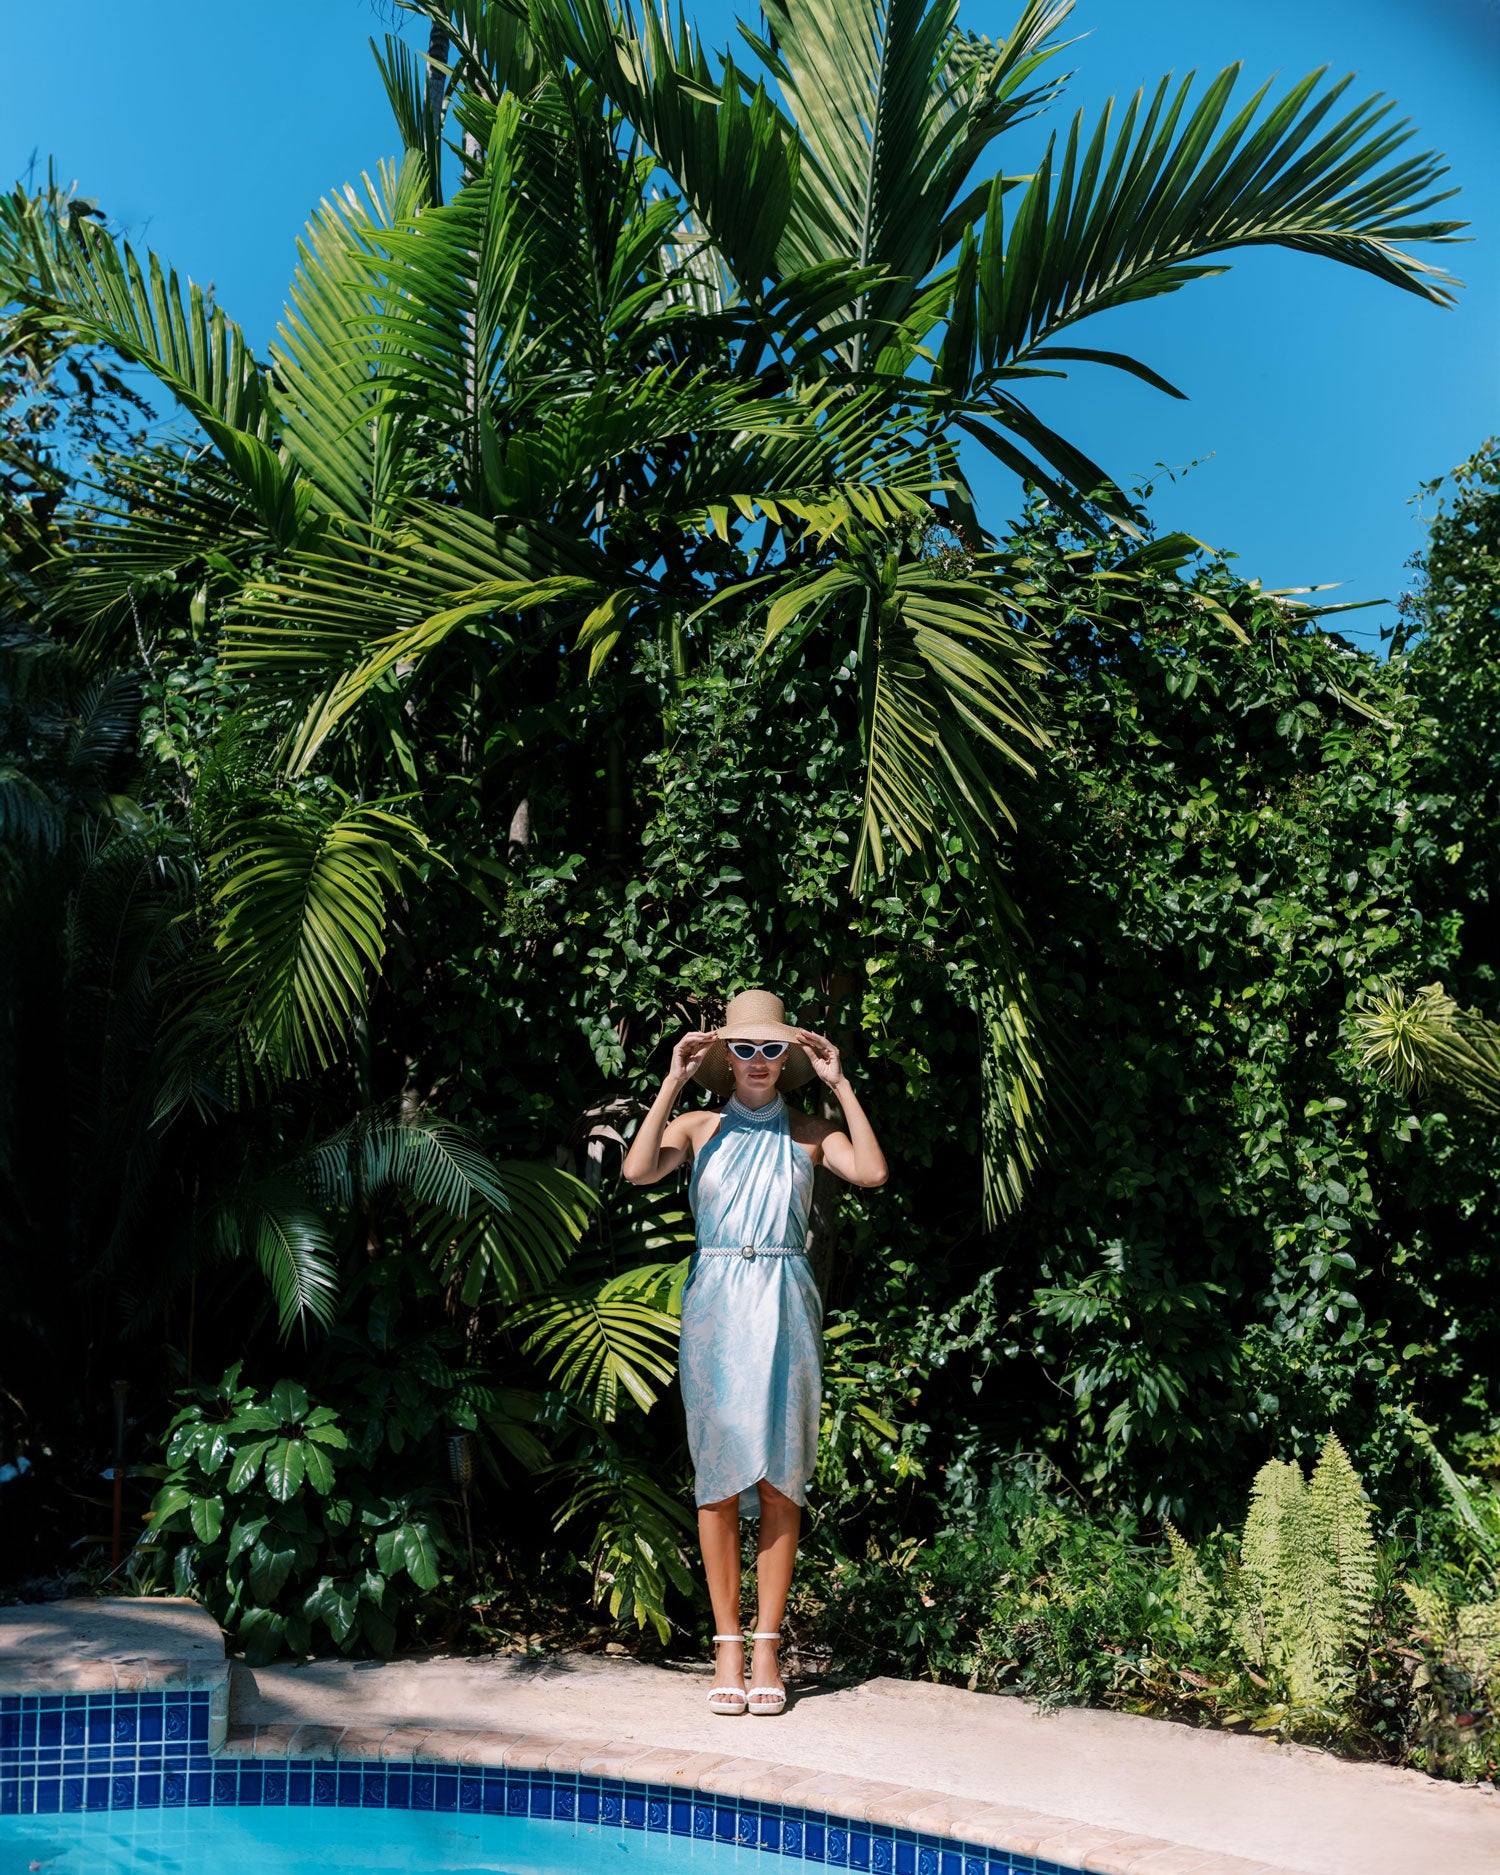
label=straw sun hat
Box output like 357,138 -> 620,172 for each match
692,989 -> 814,1098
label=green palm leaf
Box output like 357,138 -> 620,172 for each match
551,1448 -> 696,1639
300,1110 -> 513,1214
210,1178 -> 339,1335
516,1264 -> 682,1419
356,120 -> 535,503
422,1160 -> 597,1304
537,0 -> 801,291
958,60 -> 1464,420
207,795 -> 430,1077
404,0 -> 546,105
741,0 -> 1071,334
0,185 -> 269,442
271,156 -> 432,530
761,543 -> 1050,886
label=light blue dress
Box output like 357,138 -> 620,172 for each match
680,1094 -> 822,1517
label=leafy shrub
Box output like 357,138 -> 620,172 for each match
814,1465 -> 1187,1704
809,1436 -> 1500,1783
144,1366 -> 449,1663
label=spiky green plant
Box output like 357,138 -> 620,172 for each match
1355,981 -> 1500,1118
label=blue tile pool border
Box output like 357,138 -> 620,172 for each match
0,1690 -> 1085,1875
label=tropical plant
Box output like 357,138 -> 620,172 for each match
1356,983 -> 1500,1120
0,0 -> 1465,1214
1173,1433 -> 1378,1715
143,1367 -> 450,1662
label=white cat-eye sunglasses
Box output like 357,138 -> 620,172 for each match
726,1040 -> 791,1062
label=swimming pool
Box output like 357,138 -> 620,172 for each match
0,1688 -> 1082,1875
3,1807 -> 773,1872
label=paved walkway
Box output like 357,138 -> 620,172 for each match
233,1647 -> 1500,1875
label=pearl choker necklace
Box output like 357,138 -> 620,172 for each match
727,1094 -> 785,1124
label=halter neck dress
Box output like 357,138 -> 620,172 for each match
680,1094 -> 822,1517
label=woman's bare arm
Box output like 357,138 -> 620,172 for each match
795,1030 -> 888,1188
622,1031 -> 714,1185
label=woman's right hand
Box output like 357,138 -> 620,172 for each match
669,1030 -> 715,1085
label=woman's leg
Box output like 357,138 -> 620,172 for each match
750,1481 -> 800,1697
698,1495 -> 744,1695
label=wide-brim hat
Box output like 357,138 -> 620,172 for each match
692,988 -> 814,1097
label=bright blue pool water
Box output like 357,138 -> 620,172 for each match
2,1689 -> 1071,1875
0,1808 -> 769,1873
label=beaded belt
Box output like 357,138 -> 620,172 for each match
696,1245 -> 807,1261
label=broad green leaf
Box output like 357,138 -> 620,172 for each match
247,1536 -> 298,1602
228,1439 -> 274,1492
303,1422 -> 349,1449
148,1485 -> 194,1525
399,1521 -> 441,1591
189,1495 -> 225,1544
263,1438 -> 308,1502
301,1441 -> 337,1496
267,1379 -> 310,1424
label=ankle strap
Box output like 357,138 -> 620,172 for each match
712,1633 -> 743,1642
749,1630 -> 780,1640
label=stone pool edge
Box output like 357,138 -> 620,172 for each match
221,1718 -> 1296,1875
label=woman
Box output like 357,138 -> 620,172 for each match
622,989 -> 887,1715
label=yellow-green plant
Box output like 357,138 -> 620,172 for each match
1174,1433 -> 1377,1713
1356,981 -> 1500,1116
1237,1435 -> 1377,1707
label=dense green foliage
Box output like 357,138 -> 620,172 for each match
813,1443 -> 1500,1781
1,0 -> 1496,1785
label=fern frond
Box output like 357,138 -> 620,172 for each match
1165,1520 -> 1220,1630
1234,1456 -> 1304,1670
1307,1432 -> 1378,1639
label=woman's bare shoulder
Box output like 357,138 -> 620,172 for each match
668,1107 -> 723,1150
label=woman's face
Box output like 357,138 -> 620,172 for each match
729,1044 -> 786,1102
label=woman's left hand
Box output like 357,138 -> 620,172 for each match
796,1029 -> 844,1087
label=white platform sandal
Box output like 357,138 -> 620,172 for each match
707,1634 -> 748,1715
747,1631 -> 786,1715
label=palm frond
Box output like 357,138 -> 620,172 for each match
0,767 -> 64,852
210,1177 -> 339,1336
300,1109 -> 512,1214
271,156 -> 432,530
742,0 -> 1075,343
371,34 -> 446,204
763,542 -> 1050,888
552,1446 -> 696,1639
971,60 -> 1464,384
978,948 -> 1054,1226
422,1160 -> 596,1304
357,119 -> 535,503
516,1265 -> 682,1420
536,0 -> 801,292
206,795 -> 431,1078
0,184 -> 271,450
402,0 -> 547,107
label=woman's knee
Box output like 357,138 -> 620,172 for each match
756,1479 -> 796,1510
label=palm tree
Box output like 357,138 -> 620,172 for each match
0,0 -> 1463,1224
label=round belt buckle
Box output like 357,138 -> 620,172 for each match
740,1244 -> 756,1261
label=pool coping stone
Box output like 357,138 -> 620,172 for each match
0,1596 -> 229,1751
220,1718 -> 1298,1875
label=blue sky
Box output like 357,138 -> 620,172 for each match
3,0 -> 1495,641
